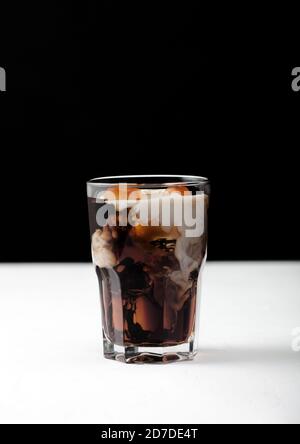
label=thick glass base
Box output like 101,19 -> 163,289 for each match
103,337 -> 196,364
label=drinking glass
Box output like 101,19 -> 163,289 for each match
87,175 -> 209,363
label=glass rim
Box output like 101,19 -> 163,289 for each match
87,175 -> 209,188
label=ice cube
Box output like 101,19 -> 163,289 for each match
92,228 -> 117,268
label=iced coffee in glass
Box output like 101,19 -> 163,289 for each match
87,175 -> 209,363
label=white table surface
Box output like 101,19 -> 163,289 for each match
0,262 -> 299,424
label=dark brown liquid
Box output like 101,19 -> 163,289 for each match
88,197 -> 207,347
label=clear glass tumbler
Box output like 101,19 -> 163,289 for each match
87,175 -> 209,363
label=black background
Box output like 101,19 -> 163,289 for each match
0,4 -> 299,262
